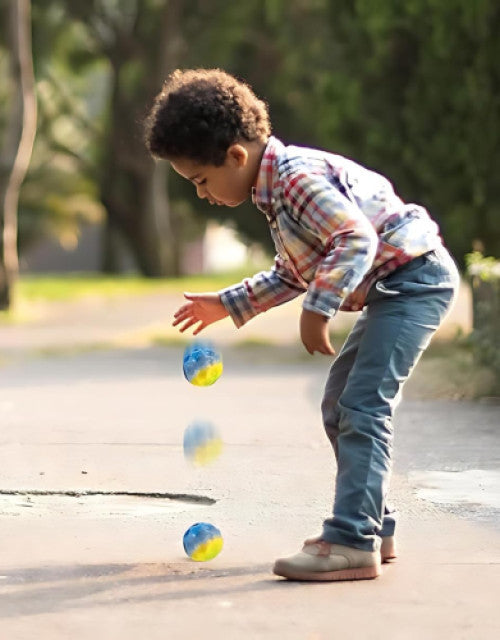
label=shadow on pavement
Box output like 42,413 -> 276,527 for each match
0,561 -> 283,618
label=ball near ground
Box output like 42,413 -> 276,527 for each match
183,341 -> 223,386
183,420 -> 223,466
183,522 -> 223,561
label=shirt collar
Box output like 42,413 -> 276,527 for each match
252,135 -> 285,214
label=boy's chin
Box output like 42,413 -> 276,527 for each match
226,196 -> 248,207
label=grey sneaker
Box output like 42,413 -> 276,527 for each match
273,539 -> 382,581
303,534 -> 397,563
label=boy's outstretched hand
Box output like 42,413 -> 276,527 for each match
300,308 -> 336,356
173,292 -> 229,335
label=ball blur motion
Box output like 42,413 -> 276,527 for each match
183,522 -> 223,561
183,420 -> 223,466
183,341 -> 223,386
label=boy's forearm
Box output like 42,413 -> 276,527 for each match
219,265 -> 306,328
304,223 -> 378,317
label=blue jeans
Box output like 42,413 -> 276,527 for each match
321,246 -> 459,551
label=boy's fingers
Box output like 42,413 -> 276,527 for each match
321,343 -> 335,356
179,317 -> 199,333
193,322 -> 207,335
303,342 -> 314,355
173,316 -> 189,327
173,310 -> 194,326
173,307 -> 188,319
305,341 -> 335,356
174,302 -> 194,318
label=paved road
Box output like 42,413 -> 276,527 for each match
0,286 -> 499,639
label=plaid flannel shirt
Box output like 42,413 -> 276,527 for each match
219,136 -> 443,328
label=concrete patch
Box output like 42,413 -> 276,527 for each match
409,469 -> 500,509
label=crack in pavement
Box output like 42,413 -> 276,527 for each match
0,490 -> 215,505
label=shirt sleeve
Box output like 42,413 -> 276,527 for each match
283,171 -> 378,317
218,255 -> 306,328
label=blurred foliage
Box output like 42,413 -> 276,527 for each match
466,250 -> 500,281
466,252 -> 500,377
1,0 -> 499,274
2,2 -> 107,255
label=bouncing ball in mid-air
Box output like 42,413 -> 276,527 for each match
183,341 -> 223,386
183,420 -> 223,466
183,522 -> 223,561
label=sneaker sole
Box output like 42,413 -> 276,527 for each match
380,537 -> 397,563
382,553 -> 397,563
273,562 -> 381,582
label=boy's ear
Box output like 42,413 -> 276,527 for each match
226,144 -> 248,167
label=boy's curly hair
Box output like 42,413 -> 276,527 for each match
145,68 -> 271,166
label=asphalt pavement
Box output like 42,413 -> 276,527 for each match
0,285 -> 498,640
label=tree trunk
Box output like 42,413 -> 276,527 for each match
145,0 -> 185,276
101,217 -> 124,274
0,0 -> 36,309
97,0 -> 185,277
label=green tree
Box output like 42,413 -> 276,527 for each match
11,0 -> 499,280
166,0 -> 335,253
19,4 -> 107,263
189,0 -> 500,263
54,0 -> 190,275
307,0 -> 500,263
39,0 -> 253,275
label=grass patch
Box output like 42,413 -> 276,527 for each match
0,266 -> 267,325
232,337 -> 279,349
406,336 -> 499,400
15,268 -> 261,302
150,334 -> 190,348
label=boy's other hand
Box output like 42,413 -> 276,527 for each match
300,309 -> 336,356
173,292 -> 229,335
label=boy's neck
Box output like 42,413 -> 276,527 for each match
246,138 -> 269,188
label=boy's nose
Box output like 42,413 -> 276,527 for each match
196,183 -> 208,199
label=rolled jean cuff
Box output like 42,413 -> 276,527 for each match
379,512 -> 397,538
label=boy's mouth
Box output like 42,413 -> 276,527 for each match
207,195 -> 242,207
208,197 -> 225,206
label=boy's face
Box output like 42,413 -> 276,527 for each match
170,144 -> 259,208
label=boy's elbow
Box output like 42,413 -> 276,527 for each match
358,223 -> 378,264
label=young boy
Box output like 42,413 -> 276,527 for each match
145,68 -> 459,582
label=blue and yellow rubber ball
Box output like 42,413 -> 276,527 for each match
183,522 -> 224,561
183,420 -> 223,466
183,341 -> 223,386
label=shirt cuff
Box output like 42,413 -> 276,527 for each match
218,284 -> 258,328
302,287 -> 342,318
